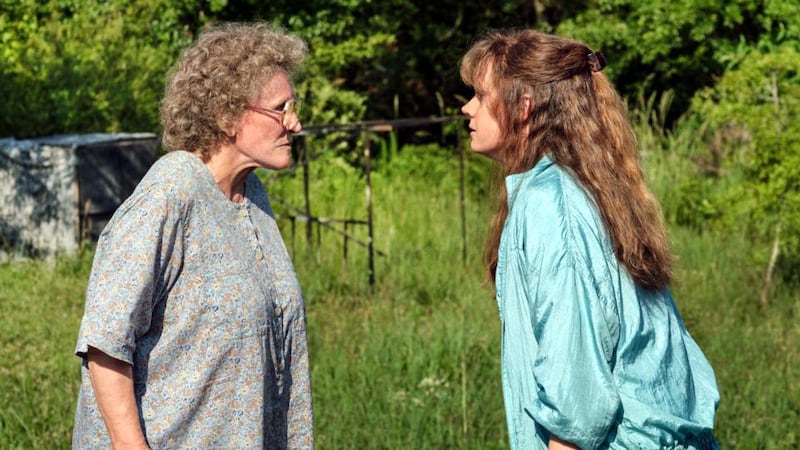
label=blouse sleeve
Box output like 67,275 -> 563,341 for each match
75,184 -> 185,365
524,257 -> 621,449
515,180 -> 624,448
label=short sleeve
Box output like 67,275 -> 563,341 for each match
75,184 -> 185,364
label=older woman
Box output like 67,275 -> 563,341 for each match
72,23 -> 313,449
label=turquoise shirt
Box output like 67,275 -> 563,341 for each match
495,156 -> 719,449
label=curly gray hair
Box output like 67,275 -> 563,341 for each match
160,22 -> 307,156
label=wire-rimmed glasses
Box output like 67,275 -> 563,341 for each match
246,97 -> 301,127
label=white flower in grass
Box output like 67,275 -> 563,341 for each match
393,390 -> 409,402
418,375 -> 449,398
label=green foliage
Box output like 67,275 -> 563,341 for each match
558,0 -> 800,116
689,44 -> 800,280
277,1 -> 397,125
5,0 -> 800,140
667,228 -> 799,449
631,92 -> 729,229
1,0 -> 559,137
0,0 -> 204,137
233,0 -> 551,123
0,248 -> 93,448
238,0 -> 551,120
0,0 -> 394,135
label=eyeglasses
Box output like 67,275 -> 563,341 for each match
246,98 -> 301,127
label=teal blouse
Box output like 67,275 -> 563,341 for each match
495,155 -> 719,449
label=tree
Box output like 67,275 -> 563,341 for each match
217,0 -> 550,121
557,0 -> 800,121
690,43 -> 800,289
0,0 -> 211,137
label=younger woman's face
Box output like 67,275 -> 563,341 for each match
461,68 -> 503,161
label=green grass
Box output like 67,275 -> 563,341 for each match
1,141 -> 798,449
0,250 -> 92,449
668,228 -> 800,449
272,142 -> 508,448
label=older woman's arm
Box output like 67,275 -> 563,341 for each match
86,347 -> 149,450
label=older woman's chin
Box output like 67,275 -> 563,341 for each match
262,153 -> 293,171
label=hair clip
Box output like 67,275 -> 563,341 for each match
587,52 -> 607,72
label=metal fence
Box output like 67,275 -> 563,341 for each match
267,116 -> 468,286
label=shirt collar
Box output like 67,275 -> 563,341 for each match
504,154 -> 555,205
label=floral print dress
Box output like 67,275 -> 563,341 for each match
72,151 -> 313,449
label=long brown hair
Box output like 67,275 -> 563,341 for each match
461,29 -> 672,290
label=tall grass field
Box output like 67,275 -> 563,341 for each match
1,133 -> 798,448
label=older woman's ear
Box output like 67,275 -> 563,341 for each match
217,114 -> 238,138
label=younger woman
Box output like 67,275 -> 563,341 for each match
460,29 -> 720,449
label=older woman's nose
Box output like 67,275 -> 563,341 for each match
289,117 -> 302,133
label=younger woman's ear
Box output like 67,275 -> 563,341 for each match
519,94 -> 532,122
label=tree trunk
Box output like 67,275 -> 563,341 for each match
760,222 -> 781,307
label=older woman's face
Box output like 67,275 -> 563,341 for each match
233,70 -> 302,170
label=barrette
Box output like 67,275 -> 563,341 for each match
588,51 -> 607,72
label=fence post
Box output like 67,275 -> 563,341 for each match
342,220 -> 349,271
316,219 -> 322,265
364,128 -> 375,287
290,217 -> 296,256
457,121 -> 467,266
301,136 -> 313,259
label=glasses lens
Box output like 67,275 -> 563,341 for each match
286,99 -> 298,115
279,98 -> 301,127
